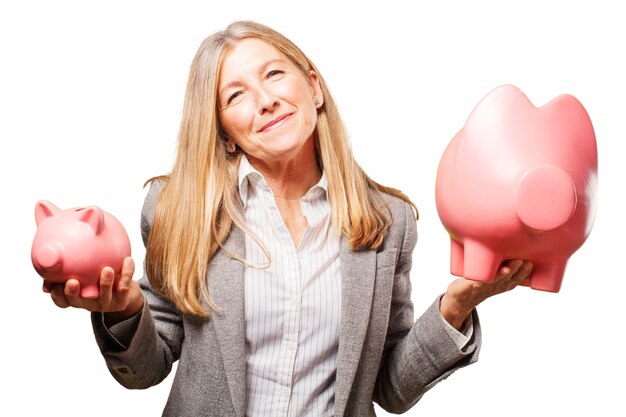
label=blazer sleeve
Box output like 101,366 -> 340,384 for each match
91,180 -> 184,389
372,200 -> 482,414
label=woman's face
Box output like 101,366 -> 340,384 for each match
218,38 -> 323,165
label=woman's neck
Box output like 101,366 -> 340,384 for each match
246,141 -> 321,200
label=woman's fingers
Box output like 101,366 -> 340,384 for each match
495,260 -> 519,280
496,260 -> 529,281
116,257 -> 135,293
482,259 -> 533,294
98,267 -> 115,307
42,280 -> 54,293
500,260 -> 534,290
63,279 -> 86,308
50,281 -> 73,308
46,258 -> 137,313
512,261 -> 534,282
444,259 -> 536,318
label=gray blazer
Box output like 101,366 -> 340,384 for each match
92,182 -> 481,417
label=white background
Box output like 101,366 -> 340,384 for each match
2,0 -> 625,416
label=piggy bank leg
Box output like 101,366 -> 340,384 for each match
450,239 -> 464,277
463,240 -> 502,283
529,258 -> 568,292
80,283 -> 100,299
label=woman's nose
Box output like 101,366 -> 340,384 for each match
255,87 -> 279,114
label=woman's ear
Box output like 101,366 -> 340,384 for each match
309,70 -> 324,107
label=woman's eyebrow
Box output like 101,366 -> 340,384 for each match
259,58 -> 287,72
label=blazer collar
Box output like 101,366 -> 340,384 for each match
210,226 -> 376,417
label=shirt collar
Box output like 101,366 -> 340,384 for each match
237,154 -> 328,209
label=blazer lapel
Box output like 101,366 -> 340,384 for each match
208,225 -> 246,417
334,238 -> 377,416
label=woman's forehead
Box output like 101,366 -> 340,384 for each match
218,39 -> 294,89
221,39 -> 287,72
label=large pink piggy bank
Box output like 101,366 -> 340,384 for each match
31,200 -> 131,298
435,85 -> 597,292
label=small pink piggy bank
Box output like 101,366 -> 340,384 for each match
31,200 -> 131,298
435,85 -> 598,292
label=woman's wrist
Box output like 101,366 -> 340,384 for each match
440,293 -> 473,331
104,285 -> 144,326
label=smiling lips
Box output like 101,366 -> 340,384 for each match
258,113 -> 294,133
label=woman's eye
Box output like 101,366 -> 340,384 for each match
227,91 -> 243,105
266,69 -> 284,79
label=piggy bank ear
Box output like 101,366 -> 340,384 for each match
35,200 -> 60,225
516,165 -> 577,231
78,206 -> 105,235
463,85 -> 533,146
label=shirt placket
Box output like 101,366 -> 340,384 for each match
265,189 -> 303,417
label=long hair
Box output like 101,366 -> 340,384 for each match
146,21 -> 418,317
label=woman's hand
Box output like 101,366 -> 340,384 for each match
440,260 -> 534,330
46,257 -> 144,324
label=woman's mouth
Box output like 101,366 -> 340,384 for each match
258,113 -> 294,133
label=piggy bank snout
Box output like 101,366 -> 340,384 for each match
36,242 -> 63,271
516,165 -> 577,232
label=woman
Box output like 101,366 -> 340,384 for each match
47,21 -> 533,416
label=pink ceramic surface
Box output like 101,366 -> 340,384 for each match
435,85 -> 598,292
31,200 -> 131,298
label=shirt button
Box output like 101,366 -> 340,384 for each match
287,341 -> 296,351
281,387 -> 290,397
290,296 -> 298,307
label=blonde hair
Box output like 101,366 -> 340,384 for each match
146,21 -> 417,317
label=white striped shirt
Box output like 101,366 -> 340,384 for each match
239,155 -> 341,417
